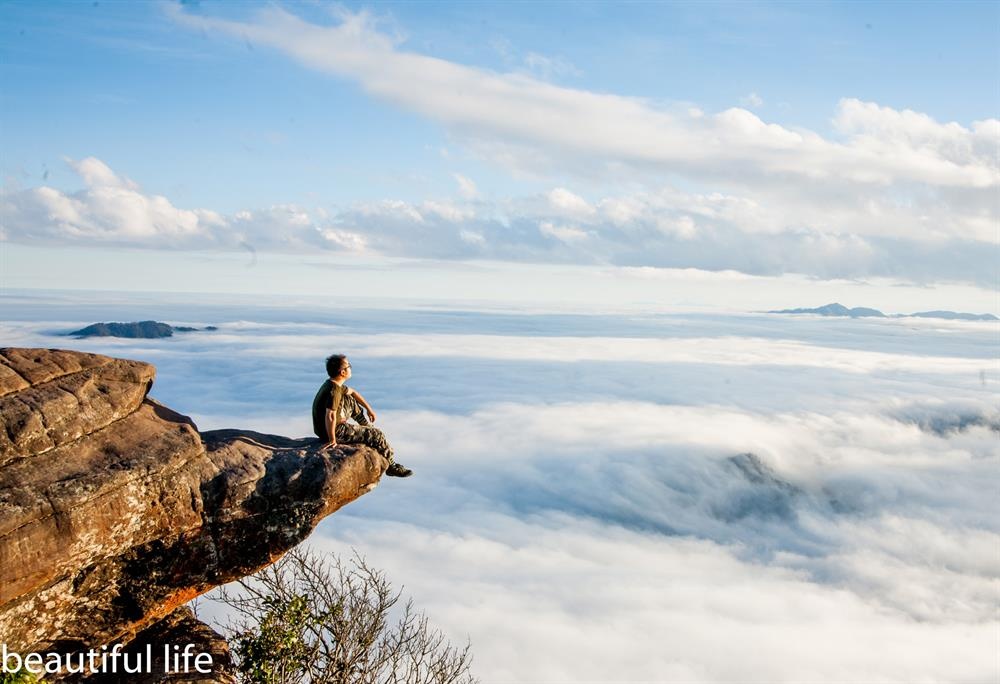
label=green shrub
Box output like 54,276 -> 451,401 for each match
216,549 -> 477,684
0,666 -> 42,684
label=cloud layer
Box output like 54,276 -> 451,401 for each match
7,293 -> 998,682
2,6 -> 997,288
164,5 -> 999,248
3,155 -> 997,286
170,7 -> 999,191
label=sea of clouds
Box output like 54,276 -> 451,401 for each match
4,291 -> 997,682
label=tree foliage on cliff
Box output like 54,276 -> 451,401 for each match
216,549 -> 478,684
0,670 -> 40,684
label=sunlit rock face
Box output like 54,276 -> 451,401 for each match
0,348 -> 386,678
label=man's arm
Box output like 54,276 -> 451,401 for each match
322,408 -> 337,449
349,388 -> 377,423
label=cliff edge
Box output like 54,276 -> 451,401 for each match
0,348 -> 388,681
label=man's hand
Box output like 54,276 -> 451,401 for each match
352,389 -> 377,423
320,441 -> 337,452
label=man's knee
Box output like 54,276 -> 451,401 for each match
361,426 -> 392,453
369,429 -> 391,447
335,423 -> 359,441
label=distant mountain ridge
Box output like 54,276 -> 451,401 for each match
769,303 -> 997,321
908,310 -> 999,321
69,321 -> 218,338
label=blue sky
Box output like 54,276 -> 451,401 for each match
1,1 -> 998,308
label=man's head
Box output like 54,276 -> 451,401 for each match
325,354 -> 351,379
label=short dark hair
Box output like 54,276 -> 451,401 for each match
326,354 -> 348,377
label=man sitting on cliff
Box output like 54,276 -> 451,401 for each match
312,354 -> 413,478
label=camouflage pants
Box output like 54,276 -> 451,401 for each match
335,422 -> 395,463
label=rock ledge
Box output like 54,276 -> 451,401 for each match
0,348 -> 387,681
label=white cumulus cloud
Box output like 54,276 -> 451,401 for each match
153,3 -> 1000,282
169,5 -> 999,195
3,156 -> 997,286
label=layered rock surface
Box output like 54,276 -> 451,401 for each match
0,348 -> 387,678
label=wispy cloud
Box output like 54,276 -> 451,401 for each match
168,5 -> 998,196
453,173 -> 479,200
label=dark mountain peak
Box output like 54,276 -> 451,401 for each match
69,321 -> 217,338
768,303 -> 885,318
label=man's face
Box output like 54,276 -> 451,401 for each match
342,359 -> 352,379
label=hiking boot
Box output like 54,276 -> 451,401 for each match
385,462 -> 413,478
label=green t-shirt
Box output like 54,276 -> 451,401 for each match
311,380 -> 351,440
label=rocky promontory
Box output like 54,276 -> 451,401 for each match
0,348 -> 388,681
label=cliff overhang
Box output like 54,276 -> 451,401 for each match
0,348 -> 387,681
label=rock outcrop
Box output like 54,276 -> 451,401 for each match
0,348 -> 388,680
75,607 -> 237,684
